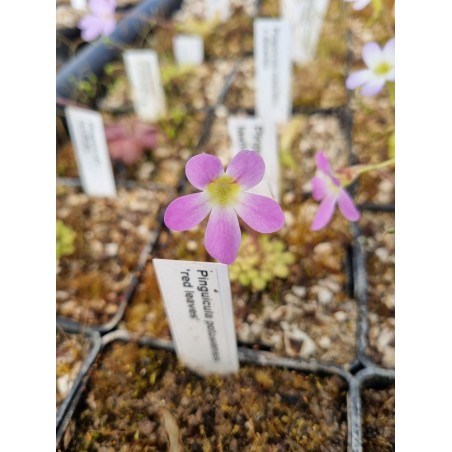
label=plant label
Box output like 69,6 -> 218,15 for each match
205,0 -> 230,21
153,259 -> 239,376
70,0 -> 87,9
123,50 -> 166,122
65,106 -> 116,197
280,0 -> 330,64
173,34 -> 205,66
254,19 -> 292,124
227,117 -> 280,201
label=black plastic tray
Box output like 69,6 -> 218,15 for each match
55,0 -> 395,448
56,324 -> 101,435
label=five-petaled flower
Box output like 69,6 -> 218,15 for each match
164,151 -> 285,265
346,38 -> 395,96
344,0 -> 371,10
311,152 -> 360,231
78,0 -> 117,42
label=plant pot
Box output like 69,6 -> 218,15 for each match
351,210 -> 395,370
348,367 -> 395,451
57,330 -> 353,450
56,180 -> 173,333
56,325 -> 101,433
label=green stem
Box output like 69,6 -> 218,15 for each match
341,159 -> 395,187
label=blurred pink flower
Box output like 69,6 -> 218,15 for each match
164,151 -> 285,264
344,0 -> 371,10
311,152 -> 360,231
104,118 -> 157,165
78,0 -> 117,42
346,38 -> 395,96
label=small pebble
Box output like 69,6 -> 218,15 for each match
105,243 -> 119,257
284,211 -> 295,227
269,305 -> 288,322
313,242 -> 333,256
283,328 -> 316,358
377,328 -> 394,350
284,293 -> 301,305
292,286 -> 307,298
334,311 -> 348,322
186,240 -> 198,251
283,192 -> 295,205
318,336 -> 331,349
375,247 -> 389,263
383,293 -> 395,310
318,287 -> 333,304
56,375 -> 71,398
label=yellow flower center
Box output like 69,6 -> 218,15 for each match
374,62 -> 391,76
206,175 -> 241,207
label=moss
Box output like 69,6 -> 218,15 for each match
124,263 -> 171,338
362,385 -> 395,451
65,342 -> 348,450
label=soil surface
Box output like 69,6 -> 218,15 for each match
63,341 -> 348,451
56,184 -> 171,326
362,384 -> 395,451
360,212 -> 395,368
56,329 -> 91,412
124,195 -> 358,367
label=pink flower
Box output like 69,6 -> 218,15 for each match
346,38 -> 395,96
78,0 -> 116,42
311,152 -> 360,231
164,151 -> 285,264
104,118 -> 157,165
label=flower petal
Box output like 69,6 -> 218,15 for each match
361,77 -> 386,96
164,193 -> 211,231
346,69 -> 373,90
235,193 -> 285,233
78,16 -> 104,41
311,176 -> 328,201
226,150 -> 265,190
90,0 -> 115,15
385,69 -> 395,82
315,151 -> 332,174
185,153 -> 224,190
383,38 -> 395,65
362,42 -> 382,69
205,208 -> 241,264
311,194 -> 337,231
337,190 -> 360,222
101,18 -> 116,36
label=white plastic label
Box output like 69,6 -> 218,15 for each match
65,106 -> 116,197
254,19 -> 292,124
153,259 -> 239,376
280,0 -> 330,64
70,0 -> 87,9
227,117 -> 280,201
205,0 -> 230,21
123,50 -> 166,122
173,34 -> 205,66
